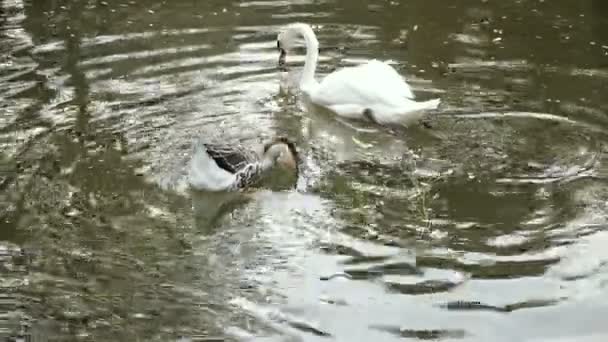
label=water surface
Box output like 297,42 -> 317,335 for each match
1,0 -> 608,341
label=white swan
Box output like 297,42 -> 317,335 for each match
276,23 -> 441,126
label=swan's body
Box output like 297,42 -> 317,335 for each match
277,23 -> 440,126
188,137 -> 298,192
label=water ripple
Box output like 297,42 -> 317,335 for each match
2,0 -> 608,341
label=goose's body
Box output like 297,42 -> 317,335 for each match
188,138 -> 298,192
277,23 -> 440,126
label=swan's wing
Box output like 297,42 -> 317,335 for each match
311,60 -> 414,109
325,104 -> 369,119
363,60 -> 415,99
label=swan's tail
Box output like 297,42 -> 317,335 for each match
391,98 -> 441,126
416,98 -> 441,111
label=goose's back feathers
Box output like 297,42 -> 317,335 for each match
204,143 -> 259,174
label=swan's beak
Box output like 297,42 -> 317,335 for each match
278,48 -> 287,67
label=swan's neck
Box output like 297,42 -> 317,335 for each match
293,24 -> 319,91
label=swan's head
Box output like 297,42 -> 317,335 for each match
276,23 -> 318,67
263,136 -> 300,178
277,39 -> 287,67
276,29 -> 296,67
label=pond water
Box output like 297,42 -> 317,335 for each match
1,0 -> 608,341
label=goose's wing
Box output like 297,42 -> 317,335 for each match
311,60 -> 414,108
204,143 -> 259,174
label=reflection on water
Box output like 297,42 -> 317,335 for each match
1,0 -> 608,341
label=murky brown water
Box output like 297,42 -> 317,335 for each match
1,0 -> 608,341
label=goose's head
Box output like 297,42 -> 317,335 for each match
262,136 -> 300,178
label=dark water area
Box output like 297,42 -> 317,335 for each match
1,0 -> 607,341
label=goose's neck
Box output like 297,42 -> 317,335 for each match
294,24 -> 319,91
261,143 -> 288,170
